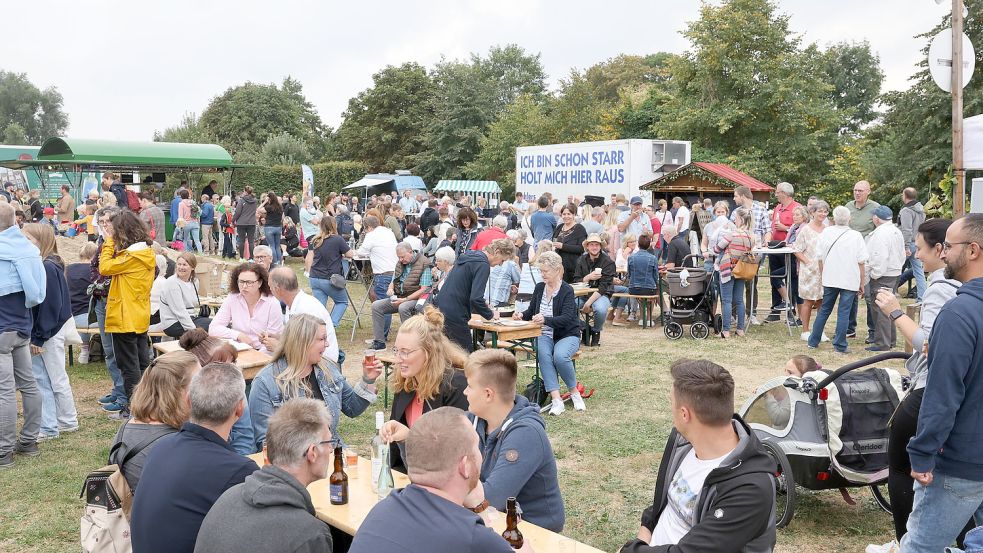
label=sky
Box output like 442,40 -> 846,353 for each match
5,0 -> 952,142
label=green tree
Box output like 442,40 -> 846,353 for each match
472,44 -> 547,110
464,95 -> 550,196
260,132 -> 311,166
861,1 -> 983,204
336,62 -> 436,173
819,41 -> 884,134
198,78 -> 326,156
0,71 -> 68,143
3,122 -> 27,144
154,112 -> 213,143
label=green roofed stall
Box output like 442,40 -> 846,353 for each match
0,137 -> 242,172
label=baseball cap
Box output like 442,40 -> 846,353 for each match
872,205 -> 892,221
630,196 -> 643,205
43,207 -> 55,215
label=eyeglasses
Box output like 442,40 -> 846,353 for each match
311,439 -> 336,451
391,347 -> 421,359
943,241 -> 976,251
238,279 -> 260,286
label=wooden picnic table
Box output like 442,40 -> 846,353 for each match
152,340 -> 270,381
468,318 -> 542,349
572,286 -> 598,297
245,453 -> 605,552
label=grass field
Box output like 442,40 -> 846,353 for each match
0,266 -> 906,553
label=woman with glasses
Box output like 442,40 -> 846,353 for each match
375,307 -> 469,472
248,314 -> 381,452
208,263 -> 283,353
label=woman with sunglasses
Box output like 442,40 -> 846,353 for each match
376,307 -> 469,472
208,262 -> 283,353
248,314 -> 381,452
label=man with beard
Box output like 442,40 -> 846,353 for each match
350,407 -> 532,553
901,213 -> 983,552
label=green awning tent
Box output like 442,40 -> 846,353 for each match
0,137 -> 243,173
434,180 -> 501,196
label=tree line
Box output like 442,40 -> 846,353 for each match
2,0 -> 980,209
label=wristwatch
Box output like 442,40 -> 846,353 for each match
890,309 -> 904,321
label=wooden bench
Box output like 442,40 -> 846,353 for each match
611,293 -> 660,328
70,328 -> 170,366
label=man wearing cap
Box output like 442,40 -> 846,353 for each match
617,196 -> 653,239
864,205 -> 906,351
40,207 -> 58,232
574,233 -> 617,346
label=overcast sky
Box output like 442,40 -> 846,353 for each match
6,0 -> 951,142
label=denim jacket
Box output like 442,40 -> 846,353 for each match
248,357 -> 376,451
627,249 -> 660,290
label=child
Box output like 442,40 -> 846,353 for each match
73,204 -> 96,242
41,207 -> 58,232
767,355 -> 822,427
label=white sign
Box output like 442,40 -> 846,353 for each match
517,142 -> 629,189
929,29 -> 975,92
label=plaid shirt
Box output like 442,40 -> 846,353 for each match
732,201 -> 771,241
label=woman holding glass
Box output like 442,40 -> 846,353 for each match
208,263 -> 283,352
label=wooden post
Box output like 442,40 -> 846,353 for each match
953,0 -> 966,217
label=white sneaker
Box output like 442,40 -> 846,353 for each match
78,347 -> 89,364
821,333 -> 830,342
749,315 -> 761,326
570,391 -> 586,411
865,540 -> 899,553
800,332 -> 810,341
548,399 -> 565,416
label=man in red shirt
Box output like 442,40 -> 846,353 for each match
767,182 -> 801,323
470,216 -> 508,251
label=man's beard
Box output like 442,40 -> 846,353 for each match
945,249 -> 966,281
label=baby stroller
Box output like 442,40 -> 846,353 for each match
738,352 -> 908,528
663,254 -> 720,340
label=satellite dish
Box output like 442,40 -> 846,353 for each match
929,29 -> 975,92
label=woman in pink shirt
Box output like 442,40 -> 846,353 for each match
208,263 -> 283,352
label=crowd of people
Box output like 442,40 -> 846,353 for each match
2,172 -> 983,553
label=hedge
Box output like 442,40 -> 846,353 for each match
157,161 -> 368,201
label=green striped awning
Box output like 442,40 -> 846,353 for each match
434,180 -> 501,194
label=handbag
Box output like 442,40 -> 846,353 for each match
193,281 -> 212,319
170,239 -> 185,251
60,316 -> 83,346
329,274 -> 348,289
731,233 -> 758,281
523,375 -> 549,407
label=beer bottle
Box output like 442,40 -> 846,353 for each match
501,497 -> 523,549
329,445 -> 348,505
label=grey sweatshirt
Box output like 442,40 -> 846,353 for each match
194,464 -> 332,553
159,276 -> 200,331
899,201 -> 925,244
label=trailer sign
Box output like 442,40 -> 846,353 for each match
518,146 -> 627,186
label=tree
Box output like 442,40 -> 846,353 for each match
649,0 -> 844,189
472,44 -> 547,110
819,41 -> 884,134
336,63 -> 436,173
861,1 -> 983,204
260,132 -> 311,166
154,112 -> 213,144
198,78 -> 327,155
464,95 -> 550,196
0,71 -> 68,143
3,122 -> 27,144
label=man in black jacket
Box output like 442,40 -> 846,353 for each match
620,359 -> 775,553
418,198 -> 440,238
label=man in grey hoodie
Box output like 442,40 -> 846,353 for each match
463,349 -> 565,532
899,187 -> 927,302
232,186 -> 259,260
194,398 -> 334,553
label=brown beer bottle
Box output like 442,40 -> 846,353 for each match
501,497 -> 523,549
329,445 -> 348,505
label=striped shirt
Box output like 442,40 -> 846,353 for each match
731,201 -> 771,241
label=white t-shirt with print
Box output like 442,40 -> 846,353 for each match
650,448 -> 730,546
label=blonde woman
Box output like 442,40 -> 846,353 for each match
604,207 -> 623,258
22,223 -> 78,439
248,313 -> 380,451
158,252 -> 210,338
376,307 -> 469,472
617,234 -> 638,269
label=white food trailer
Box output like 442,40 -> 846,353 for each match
514,139 -> 691,202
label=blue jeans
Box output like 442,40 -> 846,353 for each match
809,287 -> 856,352
610,285 -> 629,309
578,295 -> 611,331
900,473 -> 983,553
899,243 -> 927,301
95,297 -> 126,403
30,334 -> 77,436
372,274 -> 394,338
263,226 -> 283,265
310,277 -> 350,327
184,222 -> 203,254
720,278 -> 746,332
537,334 -> 580,393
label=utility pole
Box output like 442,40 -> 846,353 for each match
953,0 -> 966,217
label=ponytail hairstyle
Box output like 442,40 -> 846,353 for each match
393,306 -> 467,401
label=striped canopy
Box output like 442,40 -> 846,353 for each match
434,180 -> 501,194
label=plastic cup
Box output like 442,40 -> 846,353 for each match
593,268 -> 601,274
345,449 -> 359,478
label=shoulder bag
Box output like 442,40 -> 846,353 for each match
731,232 -> 759,281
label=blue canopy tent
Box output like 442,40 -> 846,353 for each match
343,173 -> 428,197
